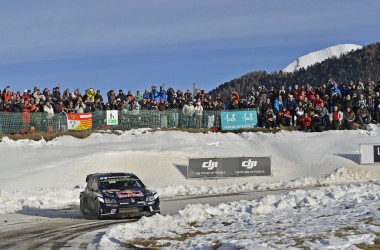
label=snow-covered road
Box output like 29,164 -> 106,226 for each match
1,127 -> 380,249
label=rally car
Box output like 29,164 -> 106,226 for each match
79,172 -> 160,219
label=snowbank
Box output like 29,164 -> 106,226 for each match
99,183 -> 380,249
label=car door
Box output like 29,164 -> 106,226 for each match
84,176 -> 98,212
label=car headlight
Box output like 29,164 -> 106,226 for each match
146,195 -> 155,202
105,198 -> 117,204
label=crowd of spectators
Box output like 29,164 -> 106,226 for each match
0,77 -> 379,131
0,85 -> 223,115
243,77 -> 380,131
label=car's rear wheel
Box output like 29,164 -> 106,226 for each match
80,196 -> 87,215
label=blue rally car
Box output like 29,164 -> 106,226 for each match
79,172 -> 160,219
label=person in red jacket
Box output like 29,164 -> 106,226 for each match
312,94 -> 324,108
277,107 -> 291,126
299,113 -> 312,132
2,86 -> 11,103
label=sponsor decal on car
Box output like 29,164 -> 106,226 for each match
116,190 -> 144,198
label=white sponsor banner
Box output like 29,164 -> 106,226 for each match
360,144 -> 380,164
188,156 -> 271,178
106,110 -> 118,125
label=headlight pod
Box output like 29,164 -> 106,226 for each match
146,195 -> 155,202
105,198 -> 117,204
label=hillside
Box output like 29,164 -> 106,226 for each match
209,42 -> 380,99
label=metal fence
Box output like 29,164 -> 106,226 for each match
0,110 -> 228,134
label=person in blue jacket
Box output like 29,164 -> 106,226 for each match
149,86 -> 160,102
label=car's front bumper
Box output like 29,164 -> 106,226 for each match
99,200 -> 160,218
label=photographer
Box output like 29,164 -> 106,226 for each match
75,97 -> 86,113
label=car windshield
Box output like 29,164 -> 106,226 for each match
99,177 -> 145,190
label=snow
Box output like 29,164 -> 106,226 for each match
99,183 -> 380,249
283,44 -> 363,73
1,125 -> 380,248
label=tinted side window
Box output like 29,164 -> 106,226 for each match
91,177 -> 99,191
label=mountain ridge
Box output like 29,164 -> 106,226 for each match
283,44 -> 363,73
208,42 -> 380,99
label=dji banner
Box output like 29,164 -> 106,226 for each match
188,156 -> 271,178
360,144 -> 380,164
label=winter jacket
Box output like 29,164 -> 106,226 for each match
329,111 -> 344,122
44,104 -> 54,118
357,107 -> 369,118
344,111 -> 356,122
182,103 -> 195,117
299,116 -> 311,127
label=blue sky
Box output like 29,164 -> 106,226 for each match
0,0 -> 379,95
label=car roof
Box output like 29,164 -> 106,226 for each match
85,172 -> 138,182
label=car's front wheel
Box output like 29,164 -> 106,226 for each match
79,196 -> 87,215
94,200 -> 103,220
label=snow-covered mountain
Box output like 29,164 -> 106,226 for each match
283,44 -> 363,73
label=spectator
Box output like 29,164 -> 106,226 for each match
277,107 -> 291,127
343,107 -> 356,130
287,95 -> 297,125
43,101 -> 54,118
316,102 -> 330,130
166,87 -> 175,103
150,99 -> 159,110
32,88 -> 46,105
23,99 -> 36,112
135,91 -> 143,103
342,94 -> 354,112
126,90 -> 134,100
116,89 -> 126,102
142,89 -> 150,100
21,89 -> 31,101
356,94 -> 366,108
184,89 -> 193,103
52,87 -> 61,103
62,88 -> 72,103
329,105 -> 343,130
182,100 -> 195,127
306,85 -> 316,101
54,100 -> 65,114
295,101 -> 305,126
84,88 -> 96,103
262,98 -> 272,115
158,99 -> 168,111
94,98 -> 104,111
43,88 -> 53,102
129,99 -> 140,115
374,92 -> 380,123
150,86 -> 160,102
94,90 -> 103,103
194,101 -> 203,128
273,95 -> 285,115
356,103 -> 371,126
311,111 -> 322,132
65,100 -> 75,114
140,99 -> 150,110
158,86 -> 167,102
107,90 -> 116,104
312,94 -> 323,107
75,97 -> 86,113
264,109 -> 276,130
299,113 -> 312,132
